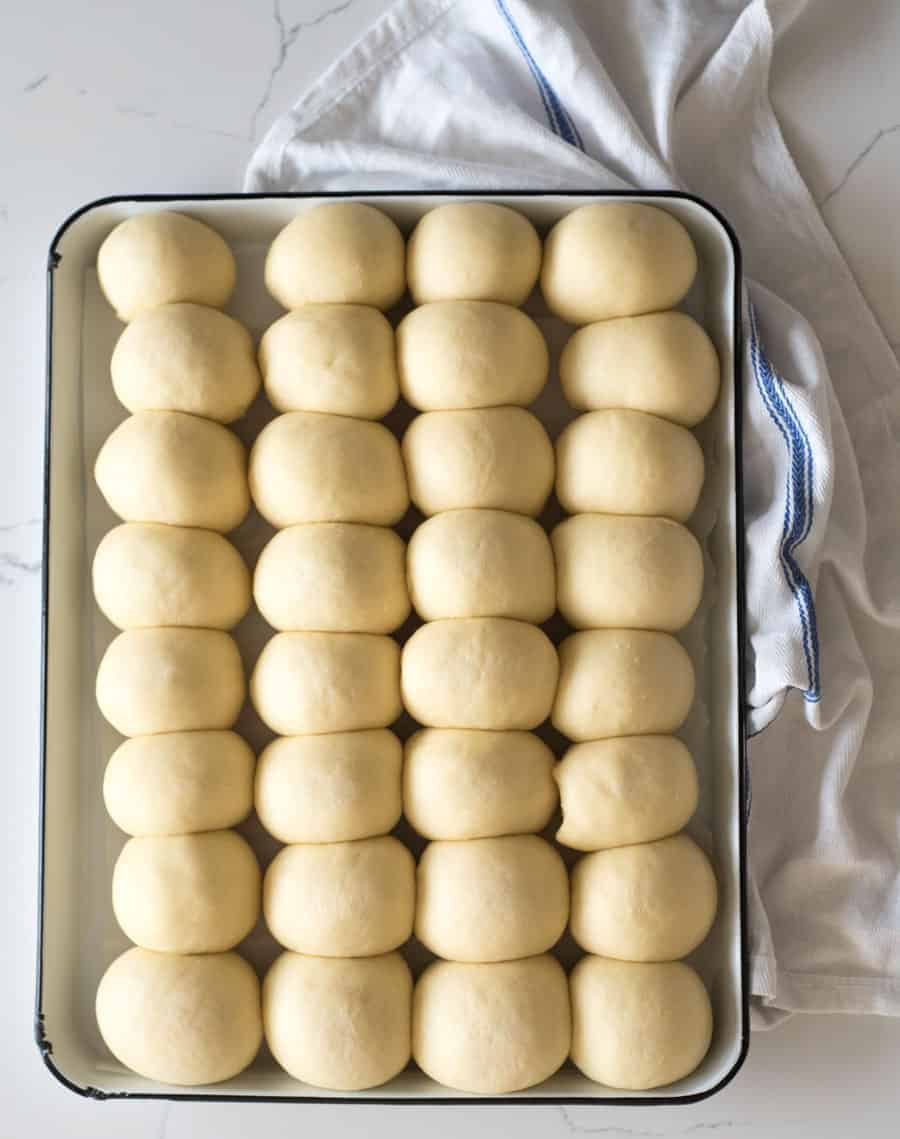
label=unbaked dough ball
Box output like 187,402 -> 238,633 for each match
96,947 -> 261,1086
416,836 -> 568,962
541,203 -> 696,324
552,514 -> 703,632
403,728 -> 557,840
93,523 -> 250,630
97,628 -> 245,737
249,412 -> 408,528
560,312 -> 720,427
95,411 -> 249,533
407,202 -> 541,306
260,305 -> 398,419
555,736 -> 698,851
570,956 -> 712,1090
112,831 -> 260,954
110,303 -> 260,423
264,836 -> 414,956
413,956 -> 570,1094
255,730 -> 402,844
402,618 -> 558,730
396,301 -> 548,410
103,731 -> 254,836
556,410 -> 704,522
407,509 -> 555,622
570,834 -> 717,961
251,632 -> 400,735
264,952 -> 411,1091
253,523 -> 409,634
402,408 -> 554,517
553,629 -> 694,741
97,211 -> 236,323
265,202 -> 405,311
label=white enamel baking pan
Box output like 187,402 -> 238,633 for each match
38,192 -> 748,1104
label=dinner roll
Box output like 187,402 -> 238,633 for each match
402,618 -> 558,730
560,311 -> 720,427
97,211 -> 236,322
556,410 -> 704,521
251,632 -> 401,735
407,202 -> 541,305
255,730 -> 402,844
97,628 -> 244,737
553,629 -> 694,741
264,837 -> 414,956
103,731 -> 254,836
249,412 -> 408,528
112,831 -> 260,954
95,411 -> 249,533
264,952 -> 411,1090
570,957 -> 712,1090
552,514 -> 703,632
265,202 -> 405,310
396,301 -> 548,410
260,305 -> 398,419
570,834 -> 717,961
96,948 -> 261,1086
555,737 -> 698,851
402,408 -> 554,517
407,509 -> 555,622
413,956 -> 570,1094
416,836 -> 568,962
254,523 -> 409,634
403,728 -> 557,840
110,303 -> 259,422
93,523 -> 250,630
541,202 -> 696,324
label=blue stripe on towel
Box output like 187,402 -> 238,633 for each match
749,303 -> 821,702
495,0 -> 585,151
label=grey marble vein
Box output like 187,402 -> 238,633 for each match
111,102 -> 246,142
0,552 -> 41,586
23,73 -> 48,93
558,1108 -> 800,1136
0,518 -> 40,532
249,0 -> 361,141
819,123 -> 900,207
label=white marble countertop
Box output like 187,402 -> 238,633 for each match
4,0 -> 900,1134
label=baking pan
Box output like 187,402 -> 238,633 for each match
38,191 -> 748,1103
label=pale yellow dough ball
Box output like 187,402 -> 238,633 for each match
264,952 -> 412,1091
103,731 -> 254,836
570,833 -> 717,961
249,412 -> 408,528
264,836 -> 415,956
110,303 -> 259,423
251,631 -> 401,735
407,202 -> 541,305
552,514 -> 703,632
413,955 -> 570,1094
407,509 -> 555,622
259,305 -> 398,419
93,522 -> 250,630
541,202 -> 696,324
112,831 -> 260,954
403,728 -> 557,840
255,730 -> 402,844
95,411 -> 249,533
96,947 -> 261,1086
97,211 -> 236,322
560,311 -> 720,427
96,628 -> 245,737
402,408 -> 554,517
552,629 -> 695,741
396,301 -> 548,410
570,956 -> 712,1090
265,202 -> 405,310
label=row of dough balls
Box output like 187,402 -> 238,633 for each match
97,947 -> 711,1094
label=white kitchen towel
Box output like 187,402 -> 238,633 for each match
246,0 -> 900,1024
